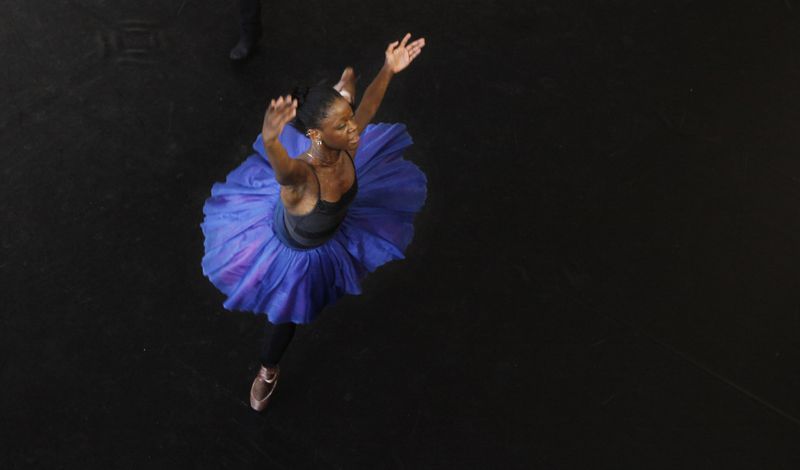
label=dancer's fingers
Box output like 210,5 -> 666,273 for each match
276,96 -> 294,112
399,33 -> 411,48
386,40 -> 399,54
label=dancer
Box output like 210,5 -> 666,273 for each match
201,34 -> 427,411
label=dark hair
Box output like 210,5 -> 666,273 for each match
290,84 -> 344,134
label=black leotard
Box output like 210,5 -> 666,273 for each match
273,151 -> 358,249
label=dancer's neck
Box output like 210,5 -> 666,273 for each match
306,145 -> 341,166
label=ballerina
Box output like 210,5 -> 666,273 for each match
201,33 -> 426,411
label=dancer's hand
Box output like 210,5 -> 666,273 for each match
262,95 -> 297,144
384,33 -> 425,74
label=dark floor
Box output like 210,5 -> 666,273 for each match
2,0 -> 800,468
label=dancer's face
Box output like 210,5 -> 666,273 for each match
315,98 -> 359,152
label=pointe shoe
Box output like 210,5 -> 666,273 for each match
249,365 -> 280,411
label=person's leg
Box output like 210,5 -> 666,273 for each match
230,0 -> 262,60
250,321 -> 296,411
260,322 -> 296,368
239,0 -> 262,42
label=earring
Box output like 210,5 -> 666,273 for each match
316,140 -> 322,146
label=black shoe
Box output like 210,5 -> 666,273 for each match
229,36 -> 256,61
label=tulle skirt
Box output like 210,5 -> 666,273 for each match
200,123 -> 427,324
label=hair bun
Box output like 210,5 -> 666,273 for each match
291,86 -> 311,108
288,84 -> 342,134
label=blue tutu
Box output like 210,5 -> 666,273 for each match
200,123 -> 427,324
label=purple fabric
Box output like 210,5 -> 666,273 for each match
200,123 -> 427,324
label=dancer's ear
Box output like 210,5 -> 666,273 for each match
306,129 -> 322,144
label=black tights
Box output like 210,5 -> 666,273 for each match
260,322 -> 296,368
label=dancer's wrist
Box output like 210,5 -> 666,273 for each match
380,63 -> 395,78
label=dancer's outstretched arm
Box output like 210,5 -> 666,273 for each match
354,33 -> 425,132
261,96 -> 307,186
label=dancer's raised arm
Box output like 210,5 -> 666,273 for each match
261,96 -> 307,186
354,33 -> 425,132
